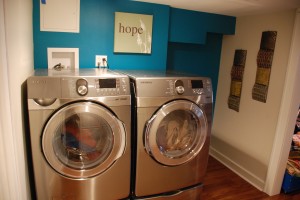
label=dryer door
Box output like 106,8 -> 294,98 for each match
145,100 -> 207,166
42,101 -> 126,179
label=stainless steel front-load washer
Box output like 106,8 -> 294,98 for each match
27,69 -> 131,200
120,70 -> 213,200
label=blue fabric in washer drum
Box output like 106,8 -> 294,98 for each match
61,132 -> 95,153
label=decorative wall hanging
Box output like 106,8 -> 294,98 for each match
114,12 -> 153,54
228,49 -> 247,112
252,31 -> 277,103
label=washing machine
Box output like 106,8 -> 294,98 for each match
120,70 -> 213,199
27,69 -> 131,200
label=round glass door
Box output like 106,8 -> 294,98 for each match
42,101 -> 126,179
145,100 -> 208,166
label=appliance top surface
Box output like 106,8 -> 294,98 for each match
33,68 -> 127,78
118,70 -> 207,79
27,69 -> 130,99
118,70 -> 212,100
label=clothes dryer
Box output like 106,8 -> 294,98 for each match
27,69 -> 131,200
120,70 -> 213,200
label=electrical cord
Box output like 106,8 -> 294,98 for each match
103,58 -> 109,69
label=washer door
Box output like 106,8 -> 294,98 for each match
42,101 -> 126,179
145,100 -> 208,166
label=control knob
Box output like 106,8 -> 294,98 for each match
175,80 -> 184,95
76,79 -> 88,96
176,86 -> 185,94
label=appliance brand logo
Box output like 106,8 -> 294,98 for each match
140,81 -> 152,84
114,97 -> 129,101
31,79 -> 46,84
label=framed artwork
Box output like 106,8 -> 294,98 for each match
252,31 -> 277,103
114,12 -> 153,54
228,49 -> 247,112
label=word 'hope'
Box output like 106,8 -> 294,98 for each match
119,23 -> 143,36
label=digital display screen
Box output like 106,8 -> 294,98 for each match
99,79 -> 116,88
191,80 -> 203,88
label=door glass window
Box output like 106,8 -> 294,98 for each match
145,100 -> 207,166
156,110 -> 199,159
52,112 -> 113,170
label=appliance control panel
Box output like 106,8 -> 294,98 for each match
169,79 -> 212,95
61,77 -> 129,98
94,77 -> 128,96
136,77 -> 212,97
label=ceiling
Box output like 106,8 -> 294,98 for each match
133,0 -> 300,16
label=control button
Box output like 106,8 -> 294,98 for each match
193,89 -> 204,94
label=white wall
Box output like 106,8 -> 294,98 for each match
0,0 -> 33,199
264,9 -> 300,195
211,10 -> 296,190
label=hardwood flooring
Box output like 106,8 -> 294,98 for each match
201,156 -> 300,200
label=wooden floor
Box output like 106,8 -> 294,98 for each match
201,156 -> 300,200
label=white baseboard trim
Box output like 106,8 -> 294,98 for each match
209,147 -> 266,191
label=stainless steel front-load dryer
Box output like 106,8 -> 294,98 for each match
27,69 -> 131,200
120,70 -> 213,200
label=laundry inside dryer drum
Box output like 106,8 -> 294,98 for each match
156,110 -> 200,159
53,112 -> 114,170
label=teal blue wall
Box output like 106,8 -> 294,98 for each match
169,8 -> 235,44
167,33 -> 223,97
33,0 -> 235,97
167,8 -> 235,98
33,0 -> 170,69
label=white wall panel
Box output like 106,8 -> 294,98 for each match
211,10 -> 296,192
